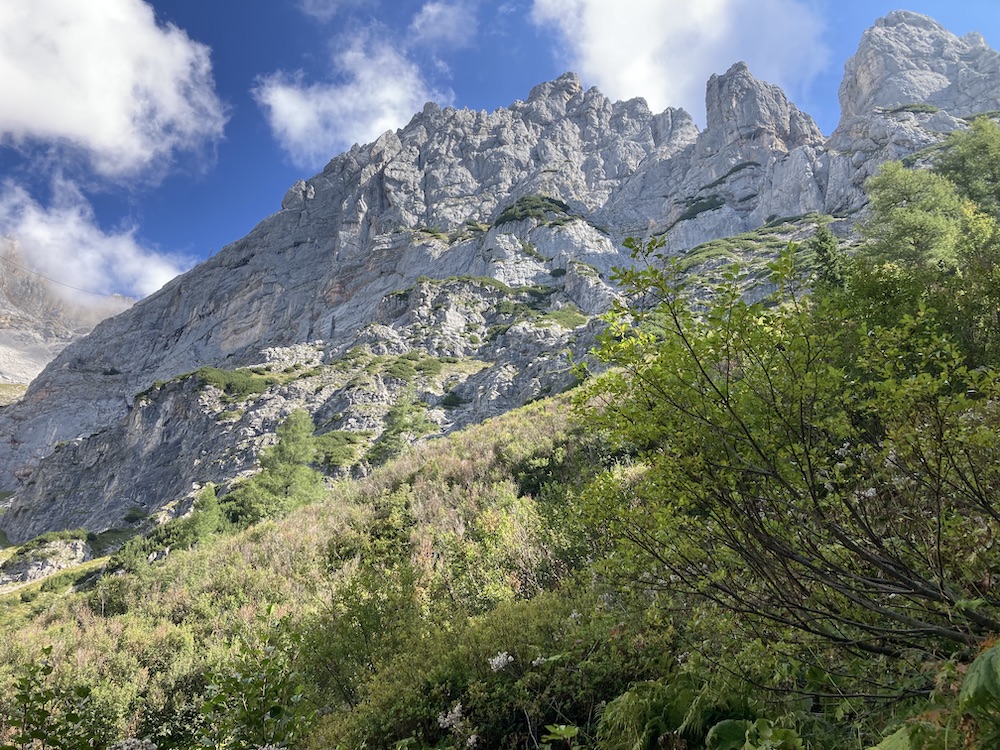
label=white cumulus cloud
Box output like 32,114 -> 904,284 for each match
410,1 -> 479,48
0,0 -> 226,180
531,0 -> 830,123
0,1 -> 221,303
0,179 -> 192,304
253,30 -> 451,170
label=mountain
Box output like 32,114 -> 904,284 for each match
0,240 -> 131,387
0,10 -> 997,544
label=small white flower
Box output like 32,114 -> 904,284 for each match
532,655 -> 547,666
467,735 -> 478,747
489,651 -> 514,671
438,701 -> 463,729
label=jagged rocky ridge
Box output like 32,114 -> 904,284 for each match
0,11 -> 997,543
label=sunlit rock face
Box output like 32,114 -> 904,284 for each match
839,10 -> 1000,121
1,11 -> 997,542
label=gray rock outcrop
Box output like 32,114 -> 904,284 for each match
0,11 -> 997,542
0,538 -> 91,589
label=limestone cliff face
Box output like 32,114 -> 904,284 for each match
839,10 -> 1000,121
0,12 -> 997,542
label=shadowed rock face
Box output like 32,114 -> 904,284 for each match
1,12 -> 997,543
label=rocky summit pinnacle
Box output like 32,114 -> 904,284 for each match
839,10 -> 1000,121
0,12 -> 998,543
700,62 -> 823,159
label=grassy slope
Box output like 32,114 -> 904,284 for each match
0,396 -> 627,746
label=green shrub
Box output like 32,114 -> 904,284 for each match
86,528 -> 135,557
382,359 -> 417,382
38,568 -> 91,594
518,239 -> 547,261
306,589 -> 673,749
887,103 -> 941,114
442,391 -> 467,408
701,161 -> 760,191
201,609 -> 316,748
113,486 -> 229,571
677,194 -> 724,222
313,430 -> 368,471
495,195 -> 578,226
365,396 -> 434,466
123,507 -> 147,524
538,306 -> 588,329
414,356 -> 444,377
195,366 -> 280,402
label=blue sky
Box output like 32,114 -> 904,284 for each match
0,0 -> 996,303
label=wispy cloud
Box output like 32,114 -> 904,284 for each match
0,0 -> 226,180
531,0 -> 830,123
410,1 -> 479,48
253,27 -> 452,170
0,179 -> 192,304
297,0 -> 367,23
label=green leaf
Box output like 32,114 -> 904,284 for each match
867,727 -> 914,750
706,719 -> 751,750
960,645 -> 1000,711
542,724 -> 579,741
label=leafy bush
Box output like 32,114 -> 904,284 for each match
221,412 -> 326,526
442,390 -> 467,408
312,430 -> 367,471
365,395 -> 434,466
306,589 -> 674,749
113,486 -> 229,571
1,645 -> 118,749
194,365 -> 280,402
495,194 -> 577,226
201,608 -> 316,748
887,103 -> 941,114
382,358 -> 417,382
677,193 -> 724,222
583,239 -> 1000,664
538,305 -> 588,329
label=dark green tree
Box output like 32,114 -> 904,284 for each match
805,223 -> 844,290
860,161 -> 964,267
365,391 -> 434,466
221,410 -> 326,526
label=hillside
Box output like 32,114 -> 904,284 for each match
1,11 -> 997,543
1,13 -> 1000,747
